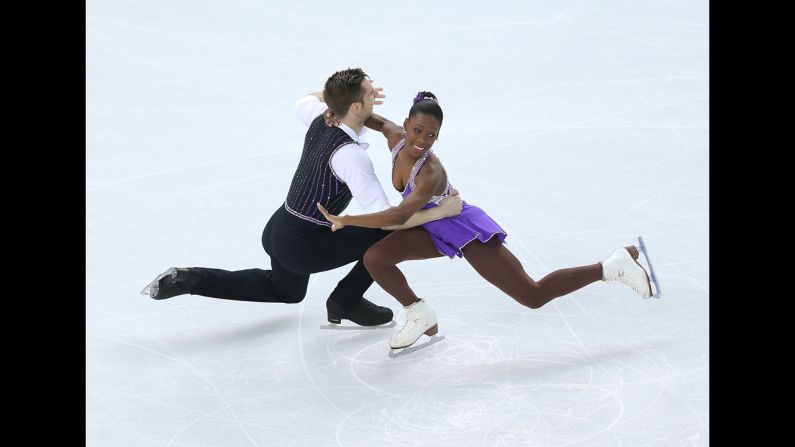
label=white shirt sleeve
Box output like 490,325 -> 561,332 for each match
294,95 -> 328,127
331,145 -> 391,213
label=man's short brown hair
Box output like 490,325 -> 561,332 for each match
323,68 -> 368,118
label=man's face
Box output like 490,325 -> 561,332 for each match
359,79 -> 375,119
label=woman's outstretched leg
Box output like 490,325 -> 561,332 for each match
461,238 -> 602,309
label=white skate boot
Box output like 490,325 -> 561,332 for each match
390,299 -> 439,349
601,245 -> 653,299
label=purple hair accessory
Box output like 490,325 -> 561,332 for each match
413,92 -> 437,104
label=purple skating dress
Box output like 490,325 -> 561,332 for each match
391,139 -> 507,258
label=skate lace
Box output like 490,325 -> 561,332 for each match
400,315 -> 420,335
616,269 -> 644,295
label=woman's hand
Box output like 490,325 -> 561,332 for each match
323,108 -> 340,127
373,87 -> 385,105
317,203 -> 346,231
369,79 -> 385,105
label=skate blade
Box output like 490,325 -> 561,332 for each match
388,335 -> 446,358
319,320 -> 397,330
637,236 -> 662,299
140,267 -> 177,297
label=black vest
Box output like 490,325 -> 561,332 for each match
284,114 -> 356,227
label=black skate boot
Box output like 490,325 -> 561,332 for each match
326,297 -> 393,326
140,267 -> 198,300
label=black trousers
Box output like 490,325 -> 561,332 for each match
185,205 -> 392,312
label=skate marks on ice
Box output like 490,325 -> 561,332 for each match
335,334 -> 704,445
335,347 -> 620,445
336,382 -> 624,446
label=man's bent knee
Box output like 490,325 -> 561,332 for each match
276,285 -> 307,304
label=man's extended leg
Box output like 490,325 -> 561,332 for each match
143,258 -> 309,303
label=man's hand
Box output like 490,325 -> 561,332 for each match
317,203 -> 346,231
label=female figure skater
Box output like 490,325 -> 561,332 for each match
318,92 -> 659,350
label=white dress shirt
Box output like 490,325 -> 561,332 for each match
294,95 -> 391,213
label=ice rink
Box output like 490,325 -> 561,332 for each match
87,1 -> 709,445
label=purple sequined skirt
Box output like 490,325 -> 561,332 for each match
422,202 -> 507,258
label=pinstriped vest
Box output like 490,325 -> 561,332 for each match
284,114 -> 355,227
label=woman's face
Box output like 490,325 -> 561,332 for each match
403,113 -> 441,158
